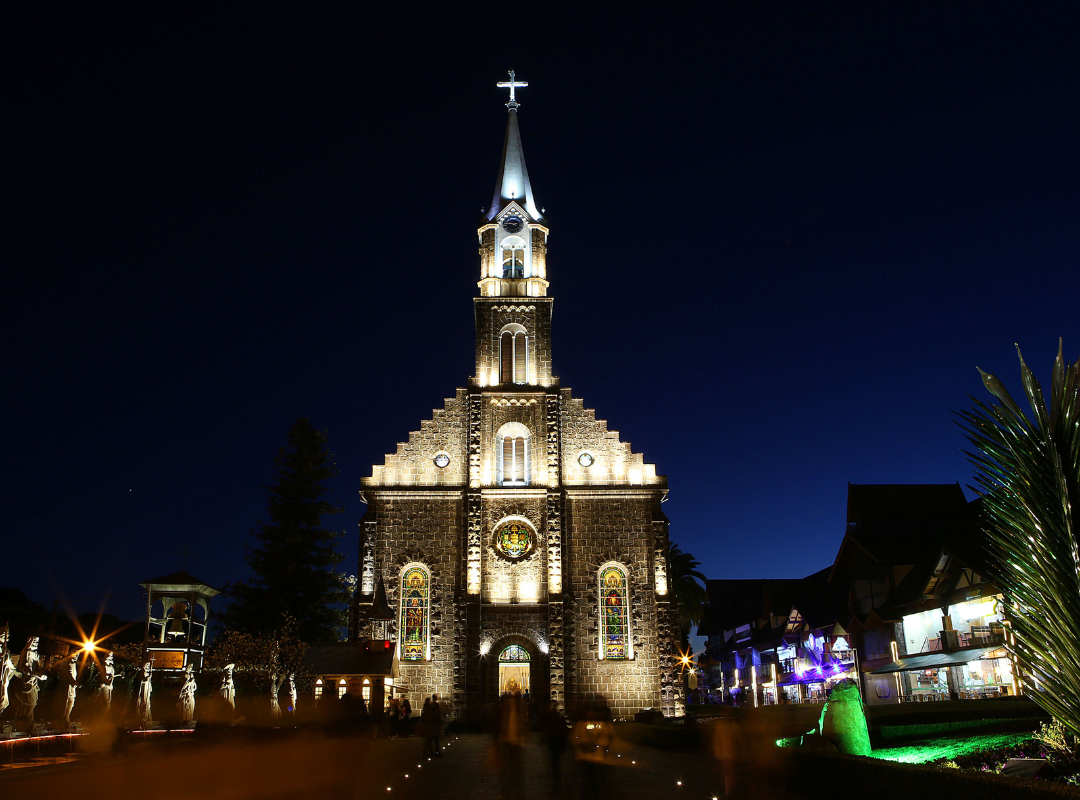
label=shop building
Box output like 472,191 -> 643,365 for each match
700,484 -> 1022,706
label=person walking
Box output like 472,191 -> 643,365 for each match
573,708 -> 613,800
420,697 -> 434,757
544,701 -> 569,791
429,694 -> 443,756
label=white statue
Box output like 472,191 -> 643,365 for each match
57,654 -> 78,726
135,660 -> 153,725
98,651 -> 115,711
288,673 -> 297,717
269,672 -> 281,719
219,664 -> 235,712
9,636 -> 45,726
0,625 -> 14,717
178,665 -> 196,722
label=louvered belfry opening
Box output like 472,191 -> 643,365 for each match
500,331 -> 528,385
500,332 -> 513,383
513,332 -> 527,383
501,436 -> 527,484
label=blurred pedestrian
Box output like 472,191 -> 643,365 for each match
544,701 -> 569,791
421,697 -> 434,757
573,707 -> 612,800
430,694 -> 443,756
499,692 -> 527,797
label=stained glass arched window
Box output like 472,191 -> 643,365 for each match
599,565 -> 631,660
496,521 -> 533,559
399,565 -> 430,661
498,644 -> 531,662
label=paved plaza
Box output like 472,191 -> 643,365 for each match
0,727 -> 798,799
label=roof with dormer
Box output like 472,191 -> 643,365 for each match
484,109 -> 543,224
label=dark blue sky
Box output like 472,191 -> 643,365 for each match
6,3 -> 1079,628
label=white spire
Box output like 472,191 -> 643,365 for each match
487,71 -> 541,222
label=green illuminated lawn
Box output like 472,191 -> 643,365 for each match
870,731 -> 1033,764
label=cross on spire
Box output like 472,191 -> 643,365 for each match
497,69 -> 528,109
176,544 -> 195,570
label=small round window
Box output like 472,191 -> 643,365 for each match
578,452 -> 595,467
495,521 -> 533,559
433,453 -> 450,468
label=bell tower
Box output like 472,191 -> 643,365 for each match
474,71 -> 555,389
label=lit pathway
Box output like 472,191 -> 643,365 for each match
371,732 -> 793,800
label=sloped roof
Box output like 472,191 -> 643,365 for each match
847,484 -> 968,524
836,484 -> 971,571
698,575 -> 819,636
697,579 -> 770,635
792,567 -> 845,630
303,642 -> 395,676
138,570 -> 220,596
359,578 -> 393,621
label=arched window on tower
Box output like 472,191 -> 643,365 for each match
501,235 -> 526,279
399,564 -> 431,661
496,422 -> 530,486
502,247 -> 525,278
499,324 -> 528,384
598,564 -> 632,660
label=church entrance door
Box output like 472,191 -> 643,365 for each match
497,644 -> 530,695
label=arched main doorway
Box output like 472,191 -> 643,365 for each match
498,644 -> 530,694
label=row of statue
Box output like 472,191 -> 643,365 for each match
127,662 -> 295,725
2,626 -> 296,730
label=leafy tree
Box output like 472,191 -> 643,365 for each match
667,542 -> 707,639
957,341 -> 1079,735
224,418 -> 349,642
207,614 -> 307,714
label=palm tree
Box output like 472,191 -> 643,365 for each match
957,340 -> 1080,735
667,542 -> 708,639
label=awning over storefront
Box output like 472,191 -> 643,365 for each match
870,646 -> 1000,674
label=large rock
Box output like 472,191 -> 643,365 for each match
818,679 -> 872,756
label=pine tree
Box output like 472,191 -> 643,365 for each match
224,418 -> 349,642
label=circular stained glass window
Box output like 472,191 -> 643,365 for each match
496,522 -> 532,559
434,453 -> 450,468
578,452 -> 594,467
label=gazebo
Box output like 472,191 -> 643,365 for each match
139,570 -> 220,672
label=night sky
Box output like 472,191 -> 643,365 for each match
7,4 -> 1079,631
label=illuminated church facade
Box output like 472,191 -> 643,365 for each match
352,74 -> 681,718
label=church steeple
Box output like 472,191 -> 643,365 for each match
474,71 -> 554,388
478,70 -> 550,301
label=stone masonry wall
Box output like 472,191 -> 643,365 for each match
564,493 -> 664,718
483,397 -> 548,486
481,491 -> 548,603
373,493 -> 464,714
474,299 -> 554,387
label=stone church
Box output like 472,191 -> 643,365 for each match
351,75 -> 681,719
